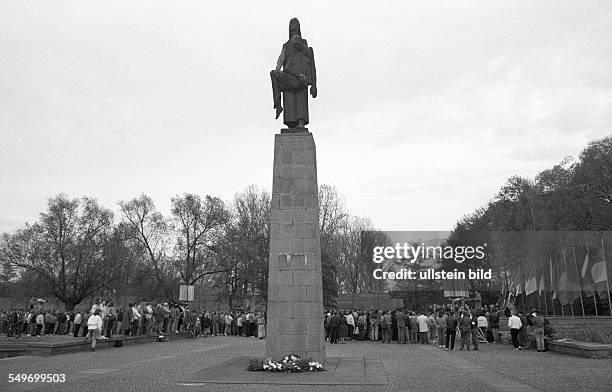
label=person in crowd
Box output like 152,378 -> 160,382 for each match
508,310 -> 523,350
518,311 -> 529,349
0,310 -> 8,334
225,312 -> 233,336
489,306 -> 500,344
369,310 -> 380,342
202,311 -> 211,337
436,310 -> 447,348
329,310 -> 339,344
257,312 -> 266,339
56,310 -> 66,334
161,302 -> 171,333
35,311 -> 44,336
427,310 -> 437,342
43,311 -> 52,335
106,300 -> 116,338
154,303 -> 165,334
395,308 -> 406,344
212,311 -> 220,336
339,311 -> 348,343
345,310 -> 354,341
248,310 -> 256,337
409,312 -> 419,343
471,311 -> 480,351
532,310 -> 546,352
445,310 -> 457,351
219,311 -> 227,336
416,311 -> 429,344
381,310 -> 392,343
188,310 -> 198,338
130,303 -> 140,336
357,311 -> 367,341
195,312 -> 203,337
90,298 -> 101,315
27,310 -> 36,336
84,309 -> 103,351
120,306 -> 130,335
352,309 -> 360,341
458,311 -> 472,351
73,311 -> 82,338
324,311 -> 332,340
170,304 -> 179,333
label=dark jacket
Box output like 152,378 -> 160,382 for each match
446,315 -> 458,330
458,315 -> 471,333
489,311 -> 500,328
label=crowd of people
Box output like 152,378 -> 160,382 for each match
0,299 -> 268,351
324,304 -> 550,352
2,299 -> 552,353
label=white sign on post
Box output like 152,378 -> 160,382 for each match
179,285 -> 194,302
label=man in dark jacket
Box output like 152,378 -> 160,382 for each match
458,312 -> 472,351
489,307 -> 500,343
471,312 -> 480,350
330,311 -> 340,344
445,311 -> 458,351
395,309 -> 407,344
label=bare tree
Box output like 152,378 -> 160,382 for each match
119,194 -> 175,299
170,193 -> 230,285
218,186 -> 270,308
0,195 -> 116,310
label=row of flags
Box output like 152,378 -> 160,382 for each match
514,239 -> 611,315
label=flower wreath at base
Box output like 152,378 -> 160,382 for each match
247,355 -> 324,373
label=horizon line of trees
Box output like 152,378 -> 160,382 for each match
0,185 -> 387,310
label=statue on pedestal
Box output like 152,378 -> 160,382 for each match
270,18 -> 317,128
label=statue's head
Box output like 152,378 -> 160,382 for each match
289,18 -> 301,38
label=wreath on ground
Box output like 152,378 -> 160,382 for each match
247,355 -> 324,373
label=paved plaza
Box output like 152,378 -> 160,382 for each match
1,337 -> 611,392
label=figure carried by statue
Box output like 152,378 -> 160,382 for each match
270,18 -> 317,128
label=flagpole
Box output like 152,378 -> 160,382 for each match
550,255 -> 556,316
602,238 -> 612,316
536,260 -> 542,311
521,258 -> 527,312
572,247 -> 586,316
562,249 -> 574,316
555,254 -> 563,316
587,241 -> 598,317
542,260 -> 549,316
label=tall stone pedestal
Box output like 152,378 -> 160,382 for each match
265,129 -> 325,363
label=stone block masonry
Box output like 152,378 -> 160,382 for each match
266,129 -> 326,363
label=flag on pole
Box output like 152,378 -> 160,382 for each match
550,256 -> 558,300
591,249 -> 608,284
525,267 -> 537,296
579,246 -> 595,296
591,261 -> 607,284
559,251 -> 580,306
590,245 -> 609,298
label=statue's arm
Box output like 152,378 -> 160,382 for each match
308,47 -> 317,98
275,45 -> 286,71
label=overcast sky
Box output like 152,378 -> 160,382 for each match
1,1 -> 611,233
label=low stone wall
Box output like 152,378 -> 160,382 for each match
546,316 -> 612,337
548,340 -> 612,359
499,316 -> 612,336
334,294 -> 403,310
